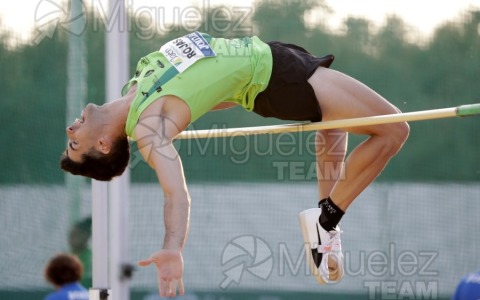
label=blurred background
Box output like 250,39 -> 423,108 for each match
0,0 -> 479,299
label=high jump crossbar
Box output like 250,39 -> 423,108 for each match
176,103 -> 480,139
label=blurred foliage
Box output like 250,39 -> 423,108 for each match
0,0 -> 479,183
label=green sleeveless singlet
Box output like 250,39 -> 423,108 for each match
121,32 -> 272,140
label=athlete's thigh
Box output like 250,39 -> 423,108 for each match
308,67 -> 402,135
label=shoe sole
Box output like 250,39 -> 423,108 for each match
299,208 -> 344,285
299,208 -> 328,285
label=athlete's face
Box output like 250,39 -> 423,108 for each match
64,103 -> 104,162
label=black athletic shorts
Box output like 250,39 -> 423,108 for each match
253,41 -> 335,122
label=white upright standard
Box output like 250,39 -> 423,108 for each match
91,0 -> 130,299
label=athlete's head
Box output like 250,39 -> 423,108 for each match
60,103 -> 130,181
44,253 -> 83,287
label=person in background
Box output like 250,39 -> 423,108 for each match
44,253 -> 89,300
452,271 -> 480,300
68,217 -> 92,287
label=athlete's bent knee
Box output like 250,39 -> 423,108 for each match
384,121 -> 409,156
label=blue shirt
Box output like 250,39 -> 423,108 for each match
452,271 -> 480,300
44,282 -> 89,300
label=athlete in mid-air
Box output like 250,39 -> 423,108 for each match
60,32 -> 409,297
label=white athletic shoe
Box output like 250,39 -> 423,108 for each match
299,208 -> 344,284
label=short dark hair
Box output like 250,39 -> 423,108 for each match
60,136 -> 130,181
45,253 -> 83,286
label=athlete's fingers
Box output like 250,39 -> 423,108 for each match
178,278 -> 185,296
169,280 -> 176,297
159,278 -> 169,297
137,258 -> 153,267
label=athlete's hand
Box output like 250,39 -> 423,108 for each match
138,249 -> 185,297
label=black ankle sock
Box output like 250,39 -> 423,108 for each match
319,197 -> 344,231
318,198 -> 327,208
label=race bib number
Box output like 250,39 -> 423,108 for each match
159,32 -> 216,73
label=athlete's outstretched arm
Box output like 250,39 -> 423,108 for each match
135,95 -> 192,298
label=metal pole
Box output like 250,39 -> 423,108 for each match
66,0 -> 87,226
106,0 -> 130,300
91,180 -> 110,290
177,103 -> 480,139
